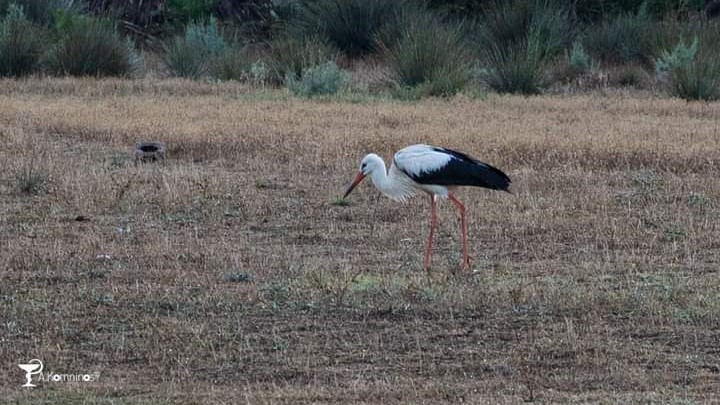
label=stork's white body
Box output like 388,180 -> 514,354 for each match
343,144 -> 511,272
366,145 -> 453,201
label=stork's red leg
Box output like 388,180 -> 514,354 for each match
448,193 -> 470,269
424,194 -> 438,273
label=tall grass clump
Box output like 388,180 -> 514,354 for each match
656,36 -> 698,76
476,0 -> 574,94
667,54 -> 720,101
657,35 -> 720,101
213,47 -> 252,81
582,4 -> 667,66
43,15 -> 141,77
162,17 -> 225,78
288,0 -> 409,57
383,9 -> 469,96
267,35 -> 335,84
14,155 -> 49,195
0,4 -> 45,77
287,61 -> 350,97
568,40 -> 595,73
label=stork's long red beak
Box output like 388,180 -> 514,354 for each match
343,172 -> 367,199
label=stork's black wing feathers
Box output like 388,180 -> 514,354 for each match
407,146 -> 511,191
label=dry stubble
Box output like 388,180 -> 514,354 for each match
0,78 -> 719,403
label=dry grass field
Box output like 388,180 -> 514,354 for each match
1,78 -> 719,404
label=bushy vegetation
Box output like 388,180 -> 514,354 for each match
581,5 -> 664,66
286,61 -> 350,97
43,14 -> 141,77
475,0 -> 573,94
657,35 -> 720,101
162,18 -> 226,78
286,0 -> 409,57
267,35 -> 336,84
667,53 -> 720,101
568,41 -> 595,74
213,47 -> 253,81
0,4 -> 45,77
656,36 -> 698,76
383,9 -> 469,96
1,0 -> 720,100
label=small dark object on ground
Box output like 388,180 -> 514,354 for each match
226,272 -> 254,283
134,141 -> 166,166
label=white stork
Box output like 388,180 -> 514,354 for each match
343,144 -> 511,272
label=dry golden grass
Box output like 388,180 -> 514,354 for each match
1,78 -> 719,403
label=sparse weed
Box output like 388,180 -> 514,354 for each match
14,155 -> 49,195
687,192 -> 712,209
332,197 -> 350,206
630,169 -> 662,192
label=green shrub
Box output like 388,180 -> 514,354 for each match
479,42 -> 547,94
568,40 -> 594,73
267,35 -> 335,84
668,53 -> 720,101
247,60 -> 269,86
43,15 -> 140,77
161,36 -> 207,78
476,0 -> 573,62
162,17 -> 225,78
384,10 -> 469,96
288,0 -> 410,57
212,46 -> 251,81
0,4 -> 45,77
656,36 -> 698,76
286,61 -> 350,97
582,5 -> 667,66
475,0 -> 572,94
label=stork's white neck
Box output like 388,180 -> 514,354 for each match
367,155 -> 391,195
364,154 -> 416,201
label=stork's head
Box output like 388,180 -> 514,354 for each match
343,153 -> 383,199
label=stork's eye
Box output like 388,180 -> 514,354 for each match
361,163 -> 367,170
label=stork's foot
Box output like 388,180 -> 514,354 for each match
459,256 -> 472,271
